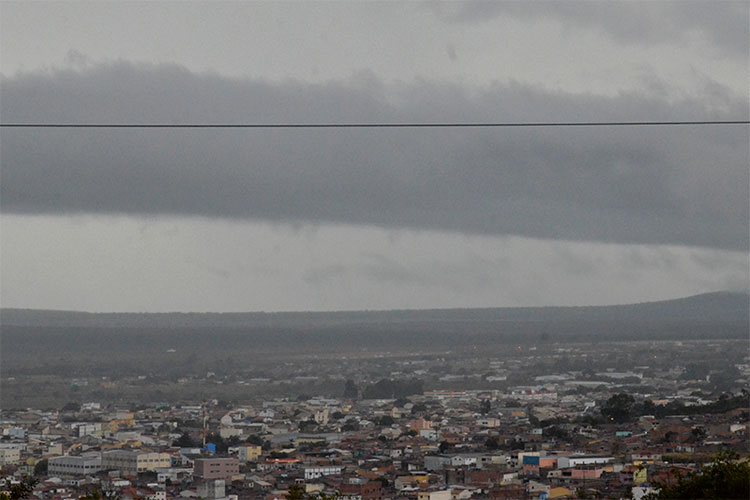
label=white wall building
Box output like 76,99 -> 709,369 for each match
197,480 -> 226,499
304,466 -> 343,480
2,428 -> 25,439
0,449 -> 21,466
450,455 -> 478,467
417,490 -> 452,500
556,455 -> 614,469
73,423 -> 102,438
48,455 -> 102,476
419,429 -> 440,441
155,467 -> 192,483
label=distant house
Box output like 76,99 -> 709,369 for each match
193,457 -> 240,481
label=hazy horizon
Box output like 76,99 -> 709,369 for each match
2,289 -> 747,316
2,1 -> 748,313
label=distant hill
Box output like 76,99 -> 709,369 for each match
3,291 -> 748,329
2,292 -> 747,362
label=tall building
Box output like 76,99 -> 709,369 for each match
193,458 -> 239,481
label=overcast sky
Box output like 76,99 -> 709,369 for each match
1,1 -> 748,312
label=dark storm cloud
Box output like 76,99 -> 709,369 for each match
1,62 -> 748,249
437,1 -> 750,57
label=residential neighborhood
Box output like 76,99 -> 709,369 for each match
2,339 -> 747,500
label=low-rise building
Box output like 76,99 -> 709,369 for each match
234,445 -> 262,462
48,454 -> 102,476
304,465 -> 344,480
417,490 -> 452,500
0,448 -> 21,466
101,450 -> 171,476
556,455 -> 614,469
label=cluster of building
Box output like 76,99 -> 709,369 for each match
1,388 -> 747,500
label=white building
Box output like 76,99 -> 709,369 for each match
417,490 -> 451,500
48,455 -> 102,476
556,455 -> 614,468
234,445 -> 262,462
146,491 -> 167,500
0,449 -> 21,466
450,455 -> 478,467
0,443 -> 26,452
423,456 -> 452,471
2,428 -> 25,440
314,409 -> 329,425
73,423 -> 102,438
632,486 -> 659,500
219,426 -> 243,439
419,429 -> 440,441
155,467 -> 192,483
304,466 -> 343,480
197,480 -> 225,499
476,418 -> 500,428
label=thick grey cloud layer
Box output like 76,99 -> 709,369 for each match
3,215 -> 747,312
438,1 -> 750,57
2,62 -> 748,250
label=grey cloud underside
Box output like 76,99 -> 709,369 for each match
438,1 -> 750,57
1,62 -> 748,250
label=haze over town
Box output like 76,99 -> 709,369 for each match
1,2 -> 749,500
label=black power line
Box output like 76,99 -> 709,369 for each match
0,120 -> 748,128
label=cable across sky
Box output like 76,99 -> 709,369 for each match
0,120 -> 748,128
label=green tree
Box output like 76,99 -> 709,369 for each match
246,434 -> 264,445
341,418 -> 360,431
79,491 -> 104,500
299,418 -> 318,432
601,393 -> 635,423
544,426 -> 569,441
691,427 -> 706,443
376,415 -> 395,426
78,488 -> 120,500
206,432 -> 231,453
362,378 -> 423,399
343,379 -> 358,399
33,459 -> 48,476
285,485 -> 339,500
0,478 -> 36,500
681,362 -> 710,381
709,365 -> 742,392
439,440 -> 453,453
479,399 -> 492,415
411,402 -> 427,414
286,486 -> 307,500
646,452 -> 750,500
173,431 -> 198,448
60,401 -> 80,412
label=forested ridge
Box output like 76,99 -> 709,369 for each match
2,292 -> 747,360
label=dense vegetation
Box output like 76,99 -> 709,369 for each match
646,453 -> 750,499
601,392 -> 750,423
3,293 -> 747,376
